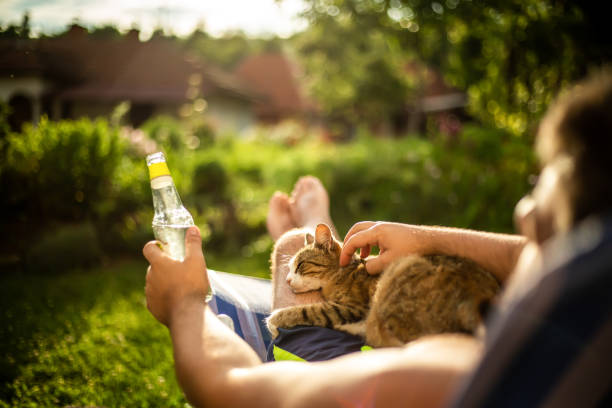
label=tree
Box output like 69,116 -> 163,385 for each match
89,25 -> 122,40
183,27 -> 284,70
296,0 -> 612,135
293,10 -> 411,129
0,12 -> 31,39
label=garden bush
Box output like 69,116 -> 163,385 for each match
140,115 -> 188,152
170,124 -> 535,277
0,114 -> 535,277
0,117 -> 123,222
24,222 -> 103,274
0,116 -> 154,265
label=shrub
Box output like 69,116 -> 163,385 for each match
24,222 -> 103,274
140,115 -> 186,152
0,117 -> 124,224
0,113 -> 535,276
192,160 -> 229,199
0,117 -> 155,266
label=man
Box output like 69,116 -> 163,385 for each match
143,71 -> 612,407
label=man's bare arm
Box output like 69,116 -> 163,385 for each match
341,222 -> 526,283
170,297 -> 479,408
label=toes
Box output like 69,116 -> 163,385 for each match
269,192 -> 292,217
291,176 -> 324,200
267,191 -> 297,240
270,191 -> 290,207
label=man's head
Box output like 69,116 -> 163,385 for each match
516,70 -> 612,244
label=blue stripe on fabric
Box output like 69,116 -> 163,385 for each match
213,295 -> 246,340
255,312 -> 272,350
211,297 -> 272,351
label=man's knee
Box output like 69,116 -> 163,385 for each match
273,228 -> 309,262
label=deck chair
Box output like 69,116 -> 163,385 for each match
207,270 -> 273,361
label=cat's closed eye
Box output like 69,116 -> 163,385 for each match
296,260 -> 324,274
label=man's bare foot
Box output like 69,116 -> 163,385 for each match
267,192 -> 298,241
289,176 -> 339,239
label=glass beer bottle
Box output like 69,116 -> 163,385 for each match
146,152 -> 194,261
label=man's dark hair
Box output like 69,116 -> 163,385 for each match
537,69 -> 612,225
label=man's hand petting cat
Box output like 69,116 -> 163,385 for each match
340,221 -> 430,274
143,226 -> 210,328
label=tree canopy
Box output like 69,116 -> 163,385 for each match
295,0 -> 612,135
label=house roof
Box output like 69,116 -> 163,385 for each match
234,52 -> 312,119
404,61 -> 467,112
0,25 -> 256,104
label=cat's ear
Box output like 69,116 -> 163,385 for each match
314,224 -> 333,249
305,233 -> 315,246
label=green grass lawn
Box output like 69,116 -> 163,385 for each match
1,254 -> 271,407
0,259 -> 190,407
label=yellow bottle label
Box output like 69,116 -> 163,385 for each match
148,161 -> 171,180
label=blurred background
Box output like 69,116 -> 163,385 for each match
1,0 -> 610,406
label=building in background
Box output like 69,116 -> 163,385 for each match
0,25 -> 257,133
402,61 -> 468,137
234,52 -> 315,123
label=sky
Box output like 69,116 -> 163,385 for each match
1,0 -> 309,38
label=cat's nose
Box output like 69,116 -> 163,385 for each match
286,277 -> 293,286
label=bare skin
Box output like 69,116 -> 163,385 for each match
266,191 -> 295,242
267,176 -> 339,240
288,176 -> 339,239
267,176 -> 337,309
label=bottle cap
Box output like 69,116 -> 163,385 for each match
146,152 -> 171,180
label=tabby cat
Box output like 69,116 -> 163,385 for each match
266,223 -> 500,348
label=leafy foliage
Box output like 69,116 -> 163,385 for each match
296,0 -> 612,135
25,222 -> 103,274
0,117 -> 124,223
0,117 -> 151,262
0,12 -> 30,39
294,13 -> 410,124
0,115 -> 535,276
183,28 -> 283,69
171,123 -> 535,275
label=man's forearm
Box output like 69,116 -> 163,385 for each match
168,296 -> 263,407
418,225 -> 527,283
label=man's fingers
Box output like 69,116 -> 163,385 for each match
340,229 -> 378,266
360,244 -> 371,259
185,226 -> 205,266
143,240 -> 163,263
344,221 -> 376,243
364,254 -> 387,275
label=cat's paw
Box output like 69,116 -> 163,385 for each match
337,321 -> 366,338
266,310 -> 281,338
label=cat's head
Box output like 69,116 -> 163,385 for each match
286,223 -> 342,293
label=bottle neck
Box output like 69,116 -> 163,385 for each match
151,175 -> 183,211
